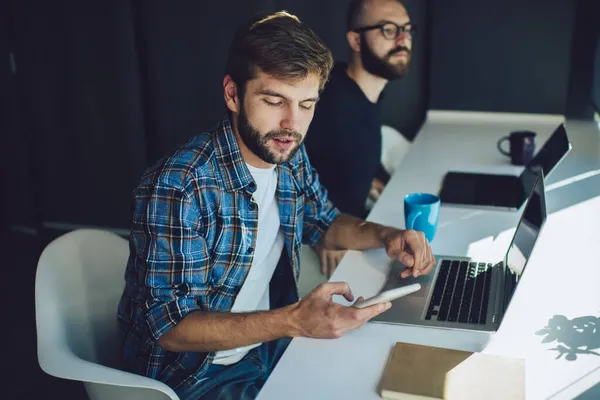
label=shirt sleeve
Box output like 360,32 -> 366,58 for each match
130,183 -> 209,341
298,145 -> 342,246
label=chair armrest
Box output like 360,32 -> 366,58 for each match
38,343 -> 179,399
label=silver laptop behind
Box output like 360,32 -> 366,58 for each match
373,169 -> 547,334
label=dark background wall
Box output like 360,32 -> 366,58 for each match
593,23 -> 600,113
134,0 -> 429,159
0,0 -> 598,234
565,0 -> 600,119
429,0 -> 574,114
134,0 -> 276,162
9,0 -> 149,228
0,0 -> 38,232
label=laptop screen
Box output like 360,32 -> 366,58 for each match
502,170 -> 547,314
518,123 -> 571,192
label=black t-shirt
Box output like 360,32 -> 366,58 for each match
305,62 -> 388,219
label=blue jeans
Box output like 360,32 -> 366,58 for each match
177,338 -> 291,400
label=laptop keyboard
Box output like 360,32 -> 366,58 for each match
425,260 -> 493,325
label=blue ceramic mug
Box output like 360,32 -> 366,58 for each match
404,193 -> 441,242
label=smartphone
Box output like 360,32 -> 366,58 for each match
353,283 -> 421,309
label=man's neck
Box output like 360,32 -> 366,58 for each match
346,59 -> 388,104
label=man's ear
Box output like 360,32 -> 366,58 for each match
346,31 -> 361,53
223,75 -> 241,113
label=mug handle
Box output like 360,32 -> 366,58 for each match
406,210 -> 422,230
497,136 -> 510,157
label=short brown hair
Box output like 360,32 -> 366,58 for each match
225,11 -> 334,93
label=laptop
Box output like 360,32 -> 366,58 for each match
438,123 -> 570,210
373,169 -> 547,333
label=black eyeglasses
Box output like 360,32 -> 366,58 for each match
352,22 -> 416,40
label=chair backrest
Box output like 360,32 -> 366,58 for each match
381,125 -> 411,176
36,229 -> 129,369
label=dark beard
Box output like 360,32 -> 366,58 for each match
360,36 -> 411,81
237,105 -> 303,165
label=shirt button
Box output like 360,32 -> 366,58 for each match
249,203 -> 257,211
175,283 -> 189,296
247,247 -> 254,254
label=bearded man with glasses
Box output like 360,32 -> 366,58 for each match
304,0 -> 415,277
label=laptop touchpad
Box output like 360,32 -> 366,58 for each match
380,261 -> 430,299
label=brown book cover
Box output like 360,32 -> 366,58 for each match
379,342 -> 525,400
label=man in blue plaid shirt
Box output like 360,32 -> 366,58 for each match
117,10 -> 435,400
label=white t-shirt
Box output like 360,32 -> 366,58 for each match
212,163 -> 284,365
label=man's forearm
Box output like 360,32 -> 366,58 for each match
320,214 -> 399,251
158,305 -> 299,353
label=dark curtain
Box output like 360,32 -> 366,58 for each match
133,0 -> 276,164
134,0 -> 428,160
2,0 -> 594,232
10,0 -> 147,228
2,0 -> 429,231
0,0 -> 38,232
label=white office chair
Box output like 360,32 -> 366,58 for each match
380,124 -> 411,176
35,229 -> 179,400
365,125 -> 412,211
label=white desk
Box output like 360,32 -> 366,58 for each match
258,112 -> 600,400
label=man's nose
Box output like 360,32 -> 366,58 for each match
280,106 -> 301,132
395,31 -> 411,48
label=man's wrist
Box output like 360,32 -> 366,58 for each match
378,225 -> 403,247
276,303 -> 304,338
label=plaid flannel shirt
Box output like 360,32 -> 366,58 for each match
117,115 -> 341,391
